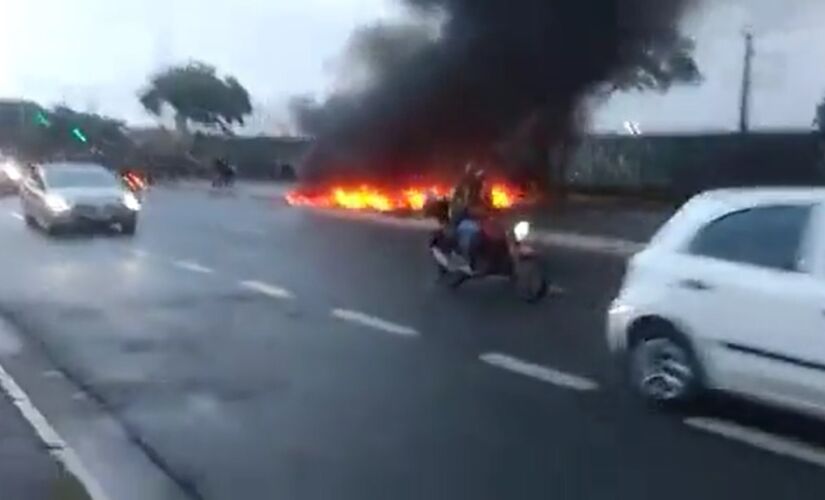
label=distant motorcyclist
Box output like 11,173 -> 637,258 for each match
212,157 -> 236,187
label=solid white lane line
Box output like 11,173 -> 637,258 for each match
479,353 -> 599,392
0,363 -> 110,500
532,232 -> 643,257
308,207 -> 642,256
172,260 -> 214,274
331,309 -> 419,338
9,212 -> 24,221
685,417 -> 825,469
240,280 -> 294,300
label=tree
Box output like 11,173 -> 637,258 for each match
139,62 -> 253,135
607,34 -> 702,94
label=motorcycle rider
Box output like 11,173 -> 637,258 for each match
449,163 -> 491,270
212,157 -> 236,187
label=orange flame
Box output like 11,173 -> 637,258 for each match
286,182 -> 522,212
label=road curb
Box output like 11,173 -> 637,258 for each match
163,182 -> 645,257
305,207 -> 643,257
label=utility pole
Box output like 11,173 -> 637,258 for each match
739,30 -> 754,133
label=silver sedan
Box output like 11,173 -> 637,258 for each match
20,162 -> 141,235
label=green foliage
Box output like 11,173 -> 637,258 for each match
139,61 -> 253,134
607,34 -> 702,94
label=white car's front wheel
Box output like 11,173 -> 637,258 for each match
629,332 -> 701,406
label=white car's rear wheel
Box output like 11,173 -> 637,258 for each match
630,333 -> 700,406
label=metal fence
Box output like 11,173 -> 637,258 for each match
566,132 -> 825,199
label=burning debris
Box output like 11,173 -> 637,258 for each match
286,180 -> 523,213
288,0 -> 699,211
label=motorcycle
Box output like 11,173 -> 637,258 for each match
425,197 -> 548,303
211,170 -> 236,189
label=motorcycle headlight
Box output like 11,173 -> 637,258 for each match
2,162 -> 21,181
514,221 -> 531,242
45,194 -> 71,213
122,192 -> 141,211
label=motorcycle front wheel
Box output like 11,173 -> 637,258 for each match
513,258 -> 547,303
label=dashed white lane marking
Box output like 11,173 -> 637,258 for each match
685,417 -> 825,469
42,370 -> 64,379
331,309 -> 419,338
240,280 -> 294,300
0,363 -> 111,500
9,212 -> 24,221
237,227 -> 265,236
479,353 -> 599,392
131,249 -> 151,259
172,260 -> 214,274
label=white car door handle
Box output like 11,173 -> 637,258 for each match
679,279 -> 713,291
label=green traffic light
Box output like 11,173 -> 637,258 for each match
35,111 -> 51,127
72,128 -> 88,143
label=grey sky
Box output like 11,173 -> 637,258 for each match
0,0 -> 402,130
2,0 -> 823,133
595,0 -> 825,132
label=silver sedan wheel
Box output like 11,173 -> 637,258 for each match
631,337 -> 695,402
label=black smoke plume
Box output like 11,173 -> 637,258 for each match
294,0 -> 698,182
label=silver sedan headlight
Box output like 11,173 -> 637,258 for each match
45,194 -> 71,213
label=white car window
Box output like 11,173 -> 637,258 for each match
688,205 -> 812,272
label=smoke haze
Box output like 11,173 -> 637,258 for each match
294,0 -> 698,181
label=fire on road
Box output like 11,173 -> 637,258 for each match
285,181 -> 524,212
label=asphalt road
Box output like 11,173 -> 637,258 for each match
0,186 -> 824,500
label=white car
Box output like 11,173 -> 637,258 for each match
20,162 -> 141,235
608,188 -> 825,418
